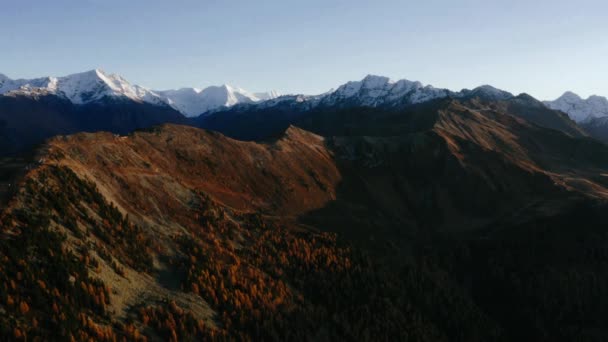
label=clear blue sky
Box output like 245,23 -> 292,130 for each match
1,0 -> 607,99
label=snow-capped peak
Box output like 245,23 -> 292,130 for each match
559,91 -> 582,101
0,69 -> 280,116
156,84 -> 281,117
0,68 -> 166,106
322,74 -> 410,106
331,74 -> 395,98
55,68 -> 166,105
465,85 -> 513,101
321,74 -> 454,107
544,92 -> 608,122
361,74 -> 393,87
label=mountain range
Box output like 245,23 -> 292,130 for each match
3,94 -> 608,340
543,92 -> 608,143
0,69 -> 280,117
544,91 -> 608,122
4,68 -> 608,153
4,68 -> 608,340
2,68 -> 605,126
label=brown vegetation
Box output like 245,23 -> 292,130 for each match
2,104 -> 608,341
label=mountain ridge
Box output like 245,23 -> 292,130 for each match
9,69 -> 608,124
4,92 -> 608,339
156,84 -> 280,117
0,69 -> 279,117
545,91 -> 608,122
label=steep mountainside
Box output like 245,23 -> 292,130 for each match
4,70 -> 608,340
2,71 -> 593,157
581,116 -> 608,143
499,94 -> 587,137
302,98 -> 608,253
4,92 -> 608,339
4,125 -> 452,341
543,91 -> 608,145
0,94 -> 186,154
198,92 -> 588,143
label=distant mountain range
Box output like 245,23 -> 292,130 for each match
156,86 -> 280,117
544,91 -> 608,122
2,68 -> 608,150
194,76 -> 586,141
0,69 -> 280,117
0,69 -> 167,106
5,69 -> 608,340
197,75 -> 516,116
543,92 -> 608,143
3,68 -> 606,123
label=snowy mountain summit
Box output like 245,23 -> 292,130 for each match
0,69 -> 279,117
544,92 -> 608,122
0,70 -> 521,117
197,74 -> 516,116
308,74 -> 513,109
0,69 -> 165,105
156,85 -> 280,117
